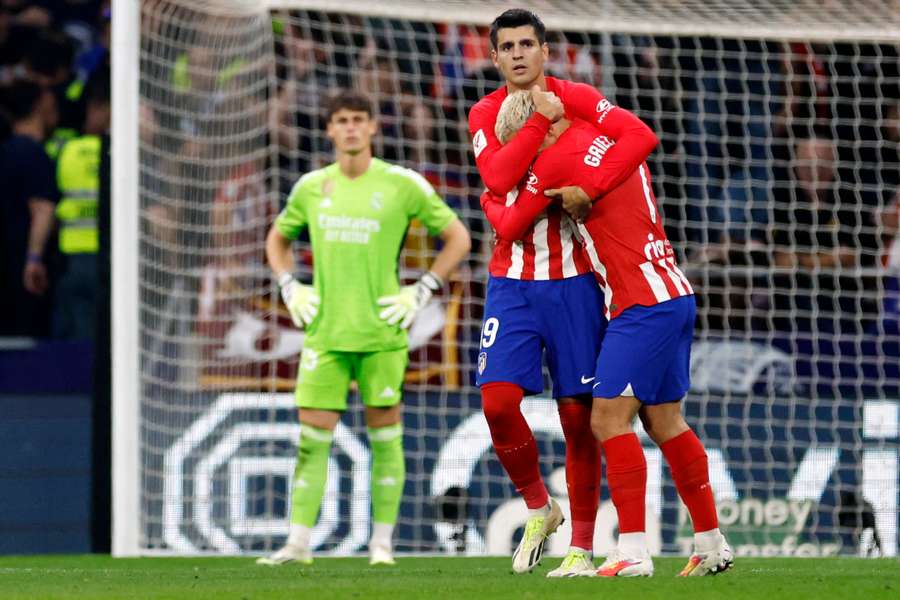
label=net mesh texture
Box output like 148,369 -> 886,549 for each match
136,0 -> 900,557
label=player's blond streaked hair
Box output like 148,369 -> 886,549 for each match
494,90 -> 535,144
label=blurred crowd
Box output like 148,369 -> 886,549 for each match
0,0 -> 110,339
6,5 -> 900,362
262,11 -> 900,347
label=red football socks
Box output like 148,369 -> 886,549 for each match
481,382 -> 548,509
601,432 -> 647,534
558,401 -> 601,550
662,429 -> 719,533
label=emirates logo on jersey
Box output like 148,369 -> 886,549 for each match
525,172 -> 539,194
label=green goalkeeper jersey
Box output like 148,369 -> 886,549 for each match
275,158 -> 457,352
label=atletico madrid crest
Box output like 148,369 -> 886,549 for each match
478,352 -> 487,375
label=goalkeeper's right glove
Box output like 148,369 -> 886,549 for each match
278,273 -> 320,328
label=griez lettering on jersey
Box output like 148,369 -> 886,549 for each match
583,135 -> 614,167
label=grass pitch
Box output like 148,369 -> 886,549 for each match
0,555 -> 897,600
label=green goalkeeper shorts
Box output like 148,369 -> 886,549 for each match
294,345 -> 408,411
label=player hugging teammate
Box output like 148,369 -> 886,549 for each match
471,9 -> 733,577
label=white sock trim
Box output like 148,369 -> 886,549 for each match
527,500 -> 551,518
617,531 -> 648,556
300,425 -> 334,443
367,423 -> 403,442
694,528 -> 722,552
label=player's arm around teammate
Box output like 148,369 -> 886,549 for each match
468,9 -> 658,198
259,90 -> 470,568
486,90 -> 733,578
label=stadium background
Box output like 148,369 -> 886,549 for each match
1,0 -> 898,565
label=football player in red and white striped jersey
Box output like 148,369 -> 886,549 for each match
469,9 -> 659,577
483,90 -> 734,578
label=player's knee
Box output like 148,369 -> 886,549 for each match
590,405 -> 615,440
591,398 -> 633,441
481,383 -> 523,429
365,404 -> 402,428
482,397 -> 517,428
638,411 -> 664,444
640,404 -> 689,444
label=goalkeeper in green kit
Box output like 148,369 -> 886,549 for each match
257,90 -> 471,566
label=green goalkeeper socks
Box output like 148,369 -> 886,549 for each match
368,423 -> 406,526
290,424 -> 334,528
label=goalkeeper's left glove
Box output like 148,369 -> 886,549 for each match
376,271 -> 443,329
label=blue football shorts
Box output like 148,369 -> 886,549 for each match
476,274 -> 606,398
591,295 -> 696,405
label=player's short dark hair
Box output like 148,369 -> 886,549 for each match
489,9 -> 546,50
323,89 -> 374,122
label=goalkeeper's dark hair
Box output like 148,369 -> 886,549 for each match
323,89 -> 374,122
489,9 -> 546,50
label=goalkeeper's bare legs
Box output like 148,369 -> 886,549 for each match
639,403 -> 732,576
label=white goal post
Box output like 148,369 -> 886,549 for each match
113,0 -> 900,557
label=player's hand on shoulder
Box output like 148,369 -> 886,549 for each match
546,185 -> 592,222
531,85 -> 564,122
278,273 -> 320,328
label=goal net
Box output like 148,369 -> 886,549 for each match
119,0 -> 900,557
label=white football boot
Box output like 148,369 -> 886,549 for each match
546,548 -> 596,578
369,543 -> 396,566
596,548 -> 654,577
255,543 -> 313,566
511,498 -> 565,574
678,532 -> 734,576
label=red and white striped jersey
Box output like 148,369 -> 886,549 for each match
468,76 -> 657,198
482,189 -> 593,280
482,120 -> 692,319
469,76 -> 658,283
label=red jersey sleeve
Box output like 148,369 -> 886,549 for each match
469,99 -> 552,196
557,80 -> 659,199
480,151 -> 566,240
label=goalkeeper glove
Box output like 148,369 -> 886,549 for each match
278,273 -> 320,328
377,271 -> 443,329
